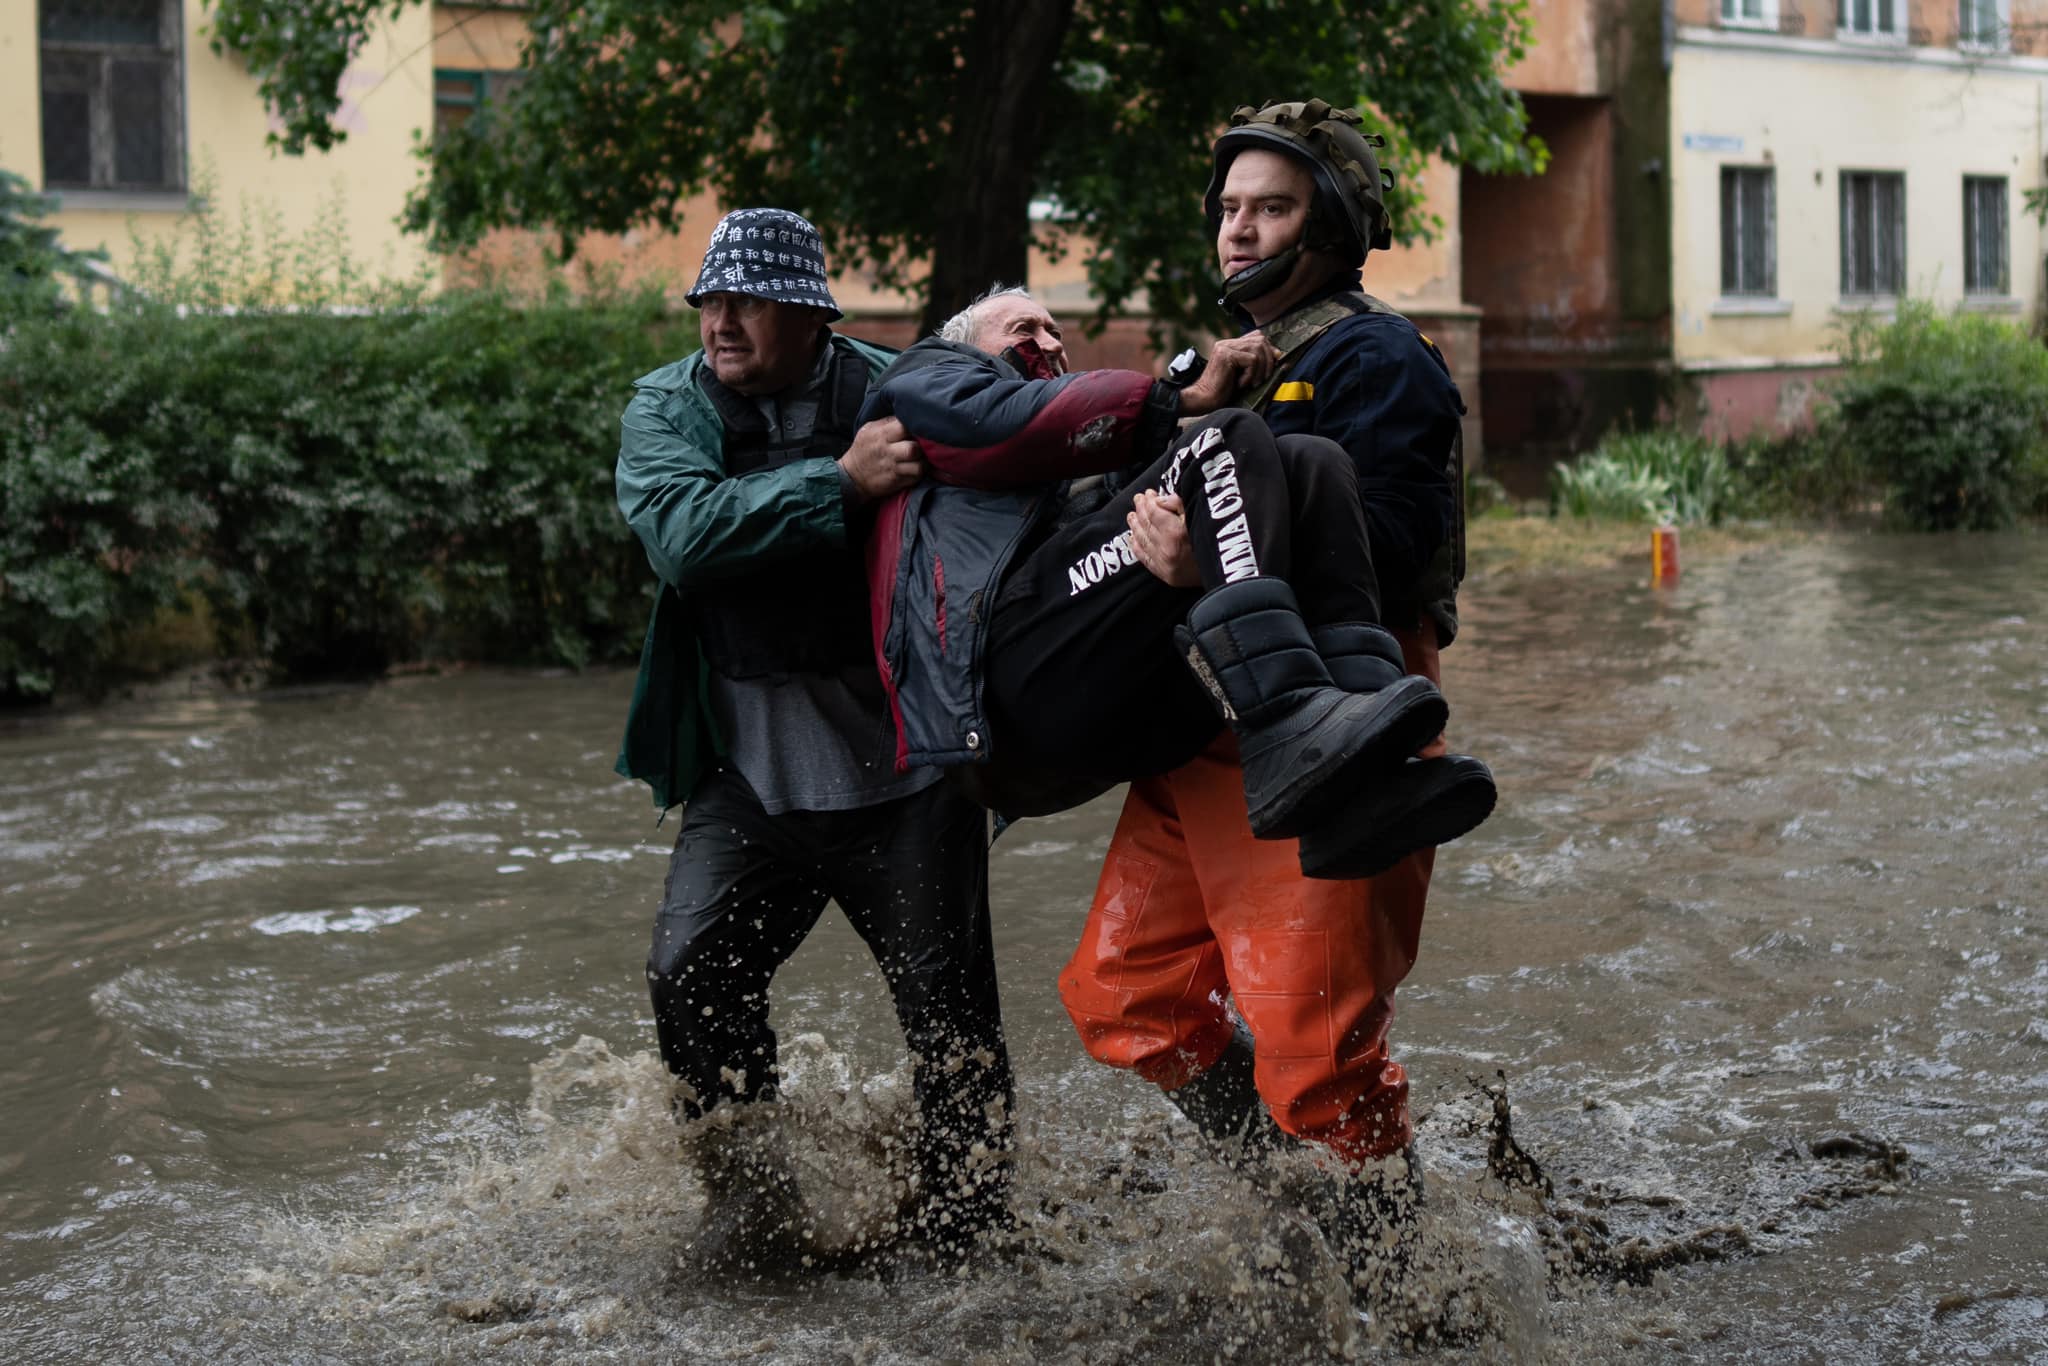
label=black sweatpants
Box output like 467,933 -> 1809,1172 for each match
983,408 -> 1380,783
647,768 -> 1012,1196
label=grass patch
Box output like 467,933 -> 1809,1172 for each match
1465,515 -> 1807,579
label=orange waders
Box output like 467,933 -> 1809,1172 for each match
1059,623 -> 1443,1165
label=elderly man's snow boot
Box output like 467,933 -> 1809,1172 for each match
1178,578 -> 1447,838
1162,1022 -> 1287,1176
1295,623 -> 1498,878
1295,754 -> 1497,878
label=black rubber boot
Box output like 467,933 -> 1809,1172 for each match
1299,1145 -> 1429,1330
1177,579 -> 1448,838
1296,755 -> 1498,880
1162,1022 -> 1287,1176
686,1124 -> 824,1278
893,1133 -> 1017,1265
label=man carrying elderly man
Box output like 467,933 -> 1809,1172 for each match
863,97 -> 1485,1328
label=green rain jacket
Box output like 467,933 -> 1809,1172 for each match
612,334 -> 899,810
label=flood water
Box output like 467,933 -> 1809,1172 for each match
3,531 -> 2045,1363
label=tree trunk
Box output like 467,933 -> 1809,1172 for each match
920,0 -> 1076,336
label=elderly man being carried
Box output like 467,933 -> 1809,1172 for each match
858,286 -> 1495,878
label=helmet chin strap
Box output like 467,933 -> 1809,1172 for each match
1217,242 -> 1304,311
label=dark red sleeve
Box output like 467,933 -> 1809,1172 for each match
878,352 -> 1175,490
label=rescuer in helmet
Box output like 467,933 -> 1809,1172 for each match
1057,99 -> 1480,1336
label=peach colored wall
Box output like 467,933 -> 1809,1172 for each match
1921,0 -> 1960,45
1512,0 -> 1607,93
1367,158 -> 1466,309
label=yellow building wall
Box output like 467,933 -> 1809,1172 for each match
433,2 -> 529,70
1669,35 -> 2045,364
0,1 -> 437,288
0,18 -> 49,182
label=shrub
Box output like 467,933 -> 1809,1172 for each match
1723,417 -> 1877,522
124,162 -> 427,312
1548,428 -> 1746,526
0,290 -> 698,700
0,169 -> 108,322
1830,302 -> 2048,530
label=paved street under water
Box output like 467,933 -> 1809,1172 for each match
2,531 -> 2044,1362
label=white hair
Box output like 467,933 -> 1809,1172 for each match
936,284 -> 1033,345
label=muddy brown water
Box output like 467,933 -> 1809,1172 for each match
2,532 -> 2044,1363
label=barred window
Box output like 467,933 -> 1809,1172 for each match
1720,167 -> 1776,297
434,68 -> 528,139
1963,177 -> 2009,295
1840,171 -> 1905,296
38,0 -> 184,193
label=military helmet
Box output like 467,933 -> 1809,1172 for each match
1203,98 -> 1394,263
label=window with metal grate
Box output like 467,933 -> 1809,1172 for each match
1963,176 -> 2009,295
37,0 -> 183,193
1839,170 -> 1905,297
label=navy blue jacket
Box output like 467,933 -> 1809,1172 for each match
1250,277 -> 1465,636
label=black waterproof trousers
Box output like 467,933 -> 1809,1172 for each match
983,408 -> 1381,785
647,769 -> 1013,1201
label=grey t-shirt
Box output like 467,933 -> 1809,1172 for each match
707,344 -> 939,815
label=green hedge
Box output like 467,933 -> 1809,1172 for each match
1831,303 -> 2048,530
1,292 -> 699,701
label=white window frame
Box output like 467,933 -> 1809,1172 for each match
1838,0 -> 1907,43
1957,0 -> 2010,51
1720,0 -> 1781,30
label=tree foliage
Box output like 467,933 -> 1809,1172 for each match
204,0 -> 410,156
0,169 -> 107,321
205,0 -> 1546,336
